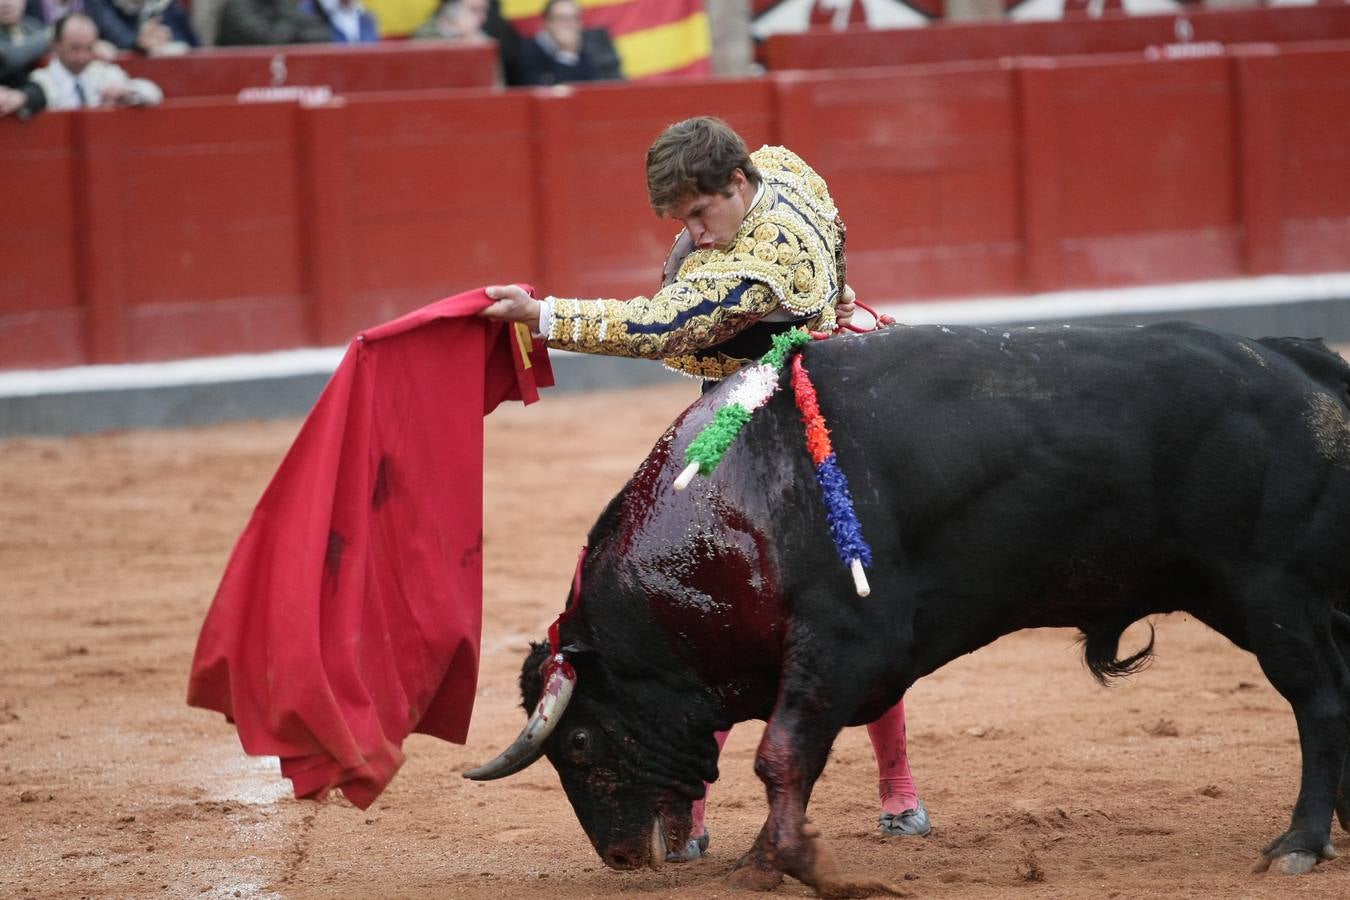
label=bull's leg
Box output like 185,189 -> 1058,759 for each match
1335,611 -> 1350,833
1337,735 -> 1350,835
725,710 -> 819,893
1246,603 -> 1348,875
727,647 -> 905,897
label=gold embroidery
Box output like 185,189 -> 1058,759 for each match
544,144 -> 844,367
662,352 -> 746,380
793,262 -> 813,293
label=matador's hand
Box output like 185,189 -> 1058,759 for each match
481,284 -> 542,334
835,284 -> 857,329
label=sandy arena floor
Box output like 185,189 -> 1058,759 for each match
3,381 -> 1350,898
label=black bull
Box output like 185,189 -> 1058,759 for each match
468,321 -> 1350,895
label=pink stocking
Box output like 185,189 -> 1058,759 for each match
866,698 -> 918,815
689,728 -> 731,836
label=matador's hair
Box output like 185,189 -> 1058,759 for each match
645,116 -> 762,216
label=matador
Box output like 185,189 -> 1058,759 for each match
482,116 -> 852,382
480,116 -> 928,860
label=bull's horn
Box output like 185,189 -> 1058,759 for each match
463,658 -> 576,781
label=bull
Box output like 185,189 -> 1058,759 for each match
467,321 -> 1350,896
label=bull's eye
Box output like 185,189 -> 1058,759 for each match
567,728 -> 591,760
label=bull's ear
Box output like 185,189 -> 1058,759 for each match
525,640 -> 552,671
520,642 -> 553,709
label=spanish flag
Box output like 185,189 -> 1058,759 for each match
504,0 -> 712,79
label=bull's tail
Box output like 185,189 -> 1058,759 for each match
1079,620 -> 1156,685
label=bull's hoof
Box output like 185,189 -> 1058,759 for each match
1278,851 -> 1319,875
1252,844 -> 1338,875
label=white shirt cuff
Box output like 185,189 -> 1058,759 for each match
536,297 -> 554,339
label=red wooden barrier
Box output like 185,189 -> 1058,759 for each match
102,102 -> 308,363
117,41 -> 499,99
775,63 -> 1023,300
1264,42 -> 1350,274
1234,44 -> 1283,276
762,6 -> 1350,71
3,42 -> 1350,371
337,91 -> 537,341
1022,53 -> 1243,291
1017,59 -> 1061,293
0,114 -> 80,369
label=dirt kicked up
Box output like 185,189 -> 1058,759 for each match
1,382 -> 1348,898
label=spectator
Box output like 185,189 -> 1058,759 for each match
190,0 -> 223,44
215,0 -> 331,45
515,0 -> 620,86
299,0 -> 377,43
81,0 -> 197,54
2,0 -> 47,76
479,0 -> 526,85
23,0 -> 78,25
411,0 -> 488,42
30,12 -> 163,108
1,0 -> 47,117
24,0 -> 123,54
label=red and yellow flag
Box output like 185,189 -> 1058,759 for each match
503,0 -> 712,79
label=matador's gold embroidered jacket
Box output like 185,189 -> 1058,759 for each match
546,145 -> 842,380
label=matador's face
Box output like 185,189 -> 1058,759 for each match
665,169 -> 755,252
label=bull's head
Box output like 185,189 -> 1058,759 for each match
465,641 -> 716,869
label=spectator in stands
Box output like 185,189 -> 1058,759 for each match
30,12 -> 163,107
1,0 -> 48,117
411,0 -> 488,42
516,0 -> 620,86
82,0 -> 197,54
299,0 -> 377,43
215,0 -> 331,45
23,0 -> 120,54
23,0 -> 79,26
190,0 -> 219,45
454,0 -> 526,85
2,0 -> 47,75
